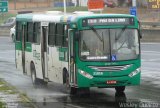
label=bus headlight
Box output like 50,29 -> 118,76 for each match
79,70 -> 93,79
129,68 -> 141,77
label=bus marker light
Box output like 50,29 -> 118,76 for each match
129,68 -> 141,77
107,80 -> 117,84
79,70 -> 93,79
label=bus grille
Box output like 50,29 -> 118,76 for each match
88,64 -> 132,72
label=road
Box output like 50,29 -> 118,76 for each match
0,37 -> 159,108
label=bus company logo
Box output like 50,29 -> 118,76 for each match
33,50 -> 40,60
105,62 -> 117,66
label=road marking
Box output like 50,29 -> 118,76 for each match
142,58 -> 160,62
142,51 -> 160,54
141,43 -> 160,45
67,104 -> 85,108
141,69 -> 160,81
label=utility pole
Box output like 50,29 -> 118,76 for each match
76,0 -> 79,6
14,0 -> 16,10
132,0 -> 136,7
64,0 -> 66,14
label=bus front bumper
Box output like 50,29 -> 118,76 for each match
77,72 -> 141,88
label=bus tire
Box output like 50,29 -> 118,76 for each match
63,69 -> 77,95
115,86 -> 125,93
30,63 -> 39,85
80,88 -> 90,94
38,79 -> 48,85
70,87 -> 77,95
63,68 -> 67,84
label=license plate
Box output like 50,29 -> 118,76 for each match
106,80 -> 117,84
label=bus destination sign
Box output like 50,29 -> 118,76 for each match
82,18 -> 134,27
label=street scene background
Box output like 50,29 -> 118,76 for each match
0,0 -> 160,108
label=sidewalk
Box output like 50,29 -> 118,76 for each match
0,79 -> 35,108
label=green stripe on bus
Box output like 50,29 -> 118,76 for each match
15,41 -> 22,50
25,42 -> 32,52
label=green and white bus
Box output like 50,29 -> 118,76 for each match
15,11 -> 141,94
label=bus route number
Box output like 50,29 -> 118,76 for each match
93,72 -> 103,76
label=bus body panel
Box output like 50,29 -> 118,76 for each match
47,46 -> 68,84
15,42 -> 22,71
48,47 -> 63,83
25,42 -> 33,76
77,71 -> 140,87
33,40 -> 43,79
15,13 -> 141,90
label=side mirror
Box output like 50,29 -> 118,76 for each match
75,31 -> 80,41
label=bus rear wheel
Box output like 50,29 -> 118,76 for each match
31,64 -> 48,86
115,86 -> 125,93
31,64 -> 39,85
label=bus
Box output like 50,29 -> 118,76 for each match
15,11 -> 141,94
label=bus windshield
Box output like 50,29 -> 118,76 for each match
80,29 -> 139,61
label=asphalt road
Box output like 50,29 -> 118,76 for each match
0,37 -> 159,108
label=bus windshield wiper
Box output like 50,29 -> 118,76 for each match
115,25 -> 128,42
89,26 -> 105,52
117,38 -> 127,51
89,26 -> 103,42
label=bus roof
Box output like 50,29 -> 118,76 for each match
16,12 -> 136,23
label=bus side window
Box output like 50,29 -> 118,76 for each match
33,22 -> 40,44
63,24 -> 68,47
16,21 -> 22,41
55,23 -> 63,46
27,22 -> 34,42
48,23 -> 56,46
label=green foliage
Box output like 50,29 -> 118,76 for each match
0,102 -> 6,108
50,6 -> 88,12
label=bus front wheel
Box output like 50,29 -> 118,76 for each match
115,86 -> 125,93
63,69 -> 77,95
70,87 -> 77,95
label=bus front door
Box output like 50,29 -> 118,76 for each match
68,29 -> 75,85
